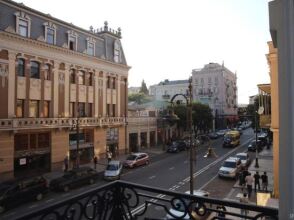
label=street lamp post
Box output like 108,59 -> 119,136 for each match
255,111 -> 259,168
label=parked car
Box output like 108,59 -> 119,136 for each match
247,140 -> 263,152
104,160 -> 123,181
167,141 -> 187,153
235,152 -> 251,167
0,176 -> 48,213
218,157 -> 242,179
123,153 -> 150,168
208,132 -> 219,139
166,190 -> 210,219
257,134 -> 268,147
50,167 -> 99,192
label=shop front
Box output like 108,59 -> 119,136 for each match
14,132 -> 51,178
69,129 -> 94,165
107,128 -> 119,157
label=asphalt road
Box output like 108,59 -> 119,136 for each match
1,129 -> 254,220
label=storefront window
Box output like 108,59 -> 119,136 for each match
38,133 -> 50,148
43,101 -> 50,118
16,99 -> 24,118
30,134 -> 37,149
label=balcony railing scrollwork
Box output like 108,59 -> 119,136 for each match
16,180 -> 278,220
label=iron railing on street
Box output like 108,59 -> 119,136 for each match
16,180 -> 278,220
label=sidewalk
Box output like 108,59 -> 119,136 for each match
43,146 -> 165,183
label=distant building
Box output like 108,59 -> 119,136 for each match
149,79 -> 189,103
128,86 -> 141,94
249,95 -> 258,104
192,62 -> 237,128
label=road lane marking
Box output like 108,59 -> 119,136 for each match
149,175 -> 156,179
29,204 -> 39,209
45,198 -> 55,203
131,137 -> 253,217
169,167 -> 175,170
198,174 -> 218,190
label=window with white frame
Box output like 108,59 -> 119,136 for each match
15,12 -> 31,37
67,30 -> 78,51
44,22 -> 57,45
86,37 -> 96,56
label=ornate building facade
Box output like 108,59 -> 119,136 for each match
0,0 -> 129,180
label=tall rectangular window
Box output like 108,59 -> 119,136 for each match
112,104 -> 116,117
69,36 -> 76,51
88,103 -> 92,117
78,103 -> 85,117
112,77 -> 116,89
30,61 -> 40,79
107,104 -> 110,116
17,59 -> 25,77
88,73 -> 93,86
87,42 -> 94,56
44,64 -> 51,80
43,101 -> 50,117
16,99 -> 24,118
29,100 -> 39,117
46,28 -> 55,44
70,69 -> 76,84
18,19 -> 28,37
107,76 -> 111,88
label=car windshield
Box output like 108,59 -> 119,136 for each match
126,155 -> 137,160
106,164 -> 118,171
223,161 -> 236,168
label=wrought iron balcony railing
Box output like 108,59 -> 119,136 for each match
16,180 -> 278,220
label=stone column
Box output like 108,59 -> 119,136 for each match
117,76 -> 121,116
8,51 -> 16,118
52,62 -> 59,117
102,72 -> 107,116
147,130 -> 150,148
94,71 -> 99,117
137,131 -> 141,151
64,64 -> 70,117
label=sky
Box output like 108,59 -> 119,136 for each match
14,0 -> 271,104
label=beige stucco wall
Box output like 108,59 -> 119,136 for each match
94,128 -> 107,158
119,126 -> 126,153
0,131 -> 14,180
51,130 -> 69,171
267,41 -> 279,198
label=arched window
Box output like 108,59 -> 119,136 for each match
17,58 -> 25,77
78,70 -> 85,85
70,69 -> 76,84
30,61 -> 40,79
44,64 -> 51,80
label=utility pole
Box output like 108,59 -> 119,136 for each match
188,77 -> 194,195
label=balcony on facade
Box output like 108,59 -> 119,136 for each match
0,117 -> 126,131
17,180 -> 278,220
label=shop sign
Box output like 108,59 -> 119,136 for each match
19,158 -> 26,165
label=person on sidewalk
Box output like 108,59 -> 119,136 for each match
63,156 -> 69,172
254,171 -> 261,192
240,192 -> 249,219
93,155 -> 98,169
238,170 -> 245,192
107,150 -> 112,163
261,171 -> 268,192
245,172 -> 253,198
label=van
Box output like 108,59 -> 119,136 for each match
223,130 -> 240,147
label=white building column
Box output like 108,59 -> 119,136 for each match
8,51 -> 16,118
117,75 -> 121,116
64,64 -> 70,117
102,72 -> 107,116
52,62 -> 59,117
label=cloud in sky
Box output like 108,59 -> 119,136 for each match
15,0 -> 271,104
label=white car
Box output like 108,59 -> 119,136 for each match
235,152 -> 251,167
166,190 -> 209,219
104,160 -> 123,181
218,157 -> 241,179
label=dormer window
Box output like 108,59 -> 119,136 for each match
44,22 -> 57,45
15,12 -> 31,37
67,31 -> 78,51
86,37 -> 96,56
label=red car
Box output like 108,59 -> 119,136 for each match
123,153 -> 150,168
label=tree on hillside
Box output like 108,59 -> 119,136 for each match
139,80 -> 149,95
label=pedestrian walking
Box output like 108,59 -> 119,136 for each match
261,171 -> 269,192
107,151 -> 112,163
240,193 -> 249,219
93,155 -> 98,169
245,172 -> 254,198
238,171 -> 245,191
63,156 -> 69,172
254,171 -> 261,192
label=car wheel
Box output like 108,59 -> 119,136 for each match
63,185 -> 69,192
0,205 -> 5,214
89,178 -> 95,185
36,193 -> 43,201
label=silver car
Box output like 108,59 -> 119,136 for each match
235,152 -> 251,167
218,157 -> 241,179
104,160 -> 123,181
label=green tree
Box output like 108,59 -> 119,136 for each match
139,80 -> 149,95
192,103 -> 213,135
128,93 -> 150,104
